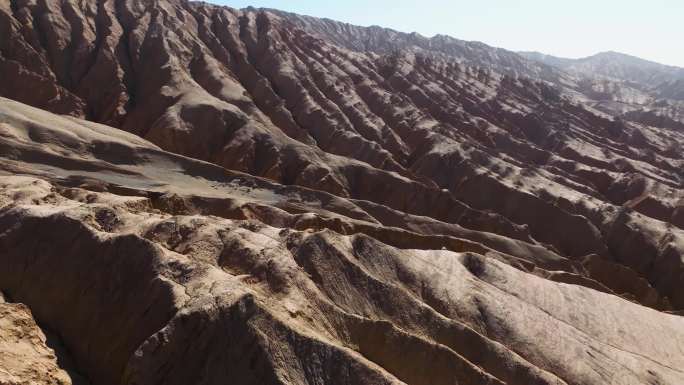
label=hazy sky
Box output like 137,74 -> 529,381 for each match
215,0 -> 684,67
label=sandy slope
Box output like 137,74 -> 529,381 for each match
0,297 -> 75,384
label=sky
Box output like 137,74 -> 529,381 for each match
214,0 -> 684,67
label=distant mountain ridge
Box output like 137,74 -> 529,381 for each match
268,7 -> 684,119
265,7 -> 569,82
520,50 -> 684,127
520,50 -> 684,96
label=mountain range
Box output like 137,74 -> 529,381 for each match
0,1 -> 683,384
521,50 -> 684,125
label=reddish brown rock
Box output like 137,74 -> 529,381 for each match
0,0 -> 684,383
1,96 -> 684,385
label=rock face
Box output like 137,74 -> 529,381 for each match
0,0 -> 683,384
0,292 -> 86,385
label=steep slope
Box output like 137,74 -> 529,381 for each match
2,96 -> 684,385
3,0 -> 684,308
265,8 -> 569,82
1,0 -> 684,383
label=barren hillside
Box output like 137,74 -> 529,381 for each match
0,0 -> 683,384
